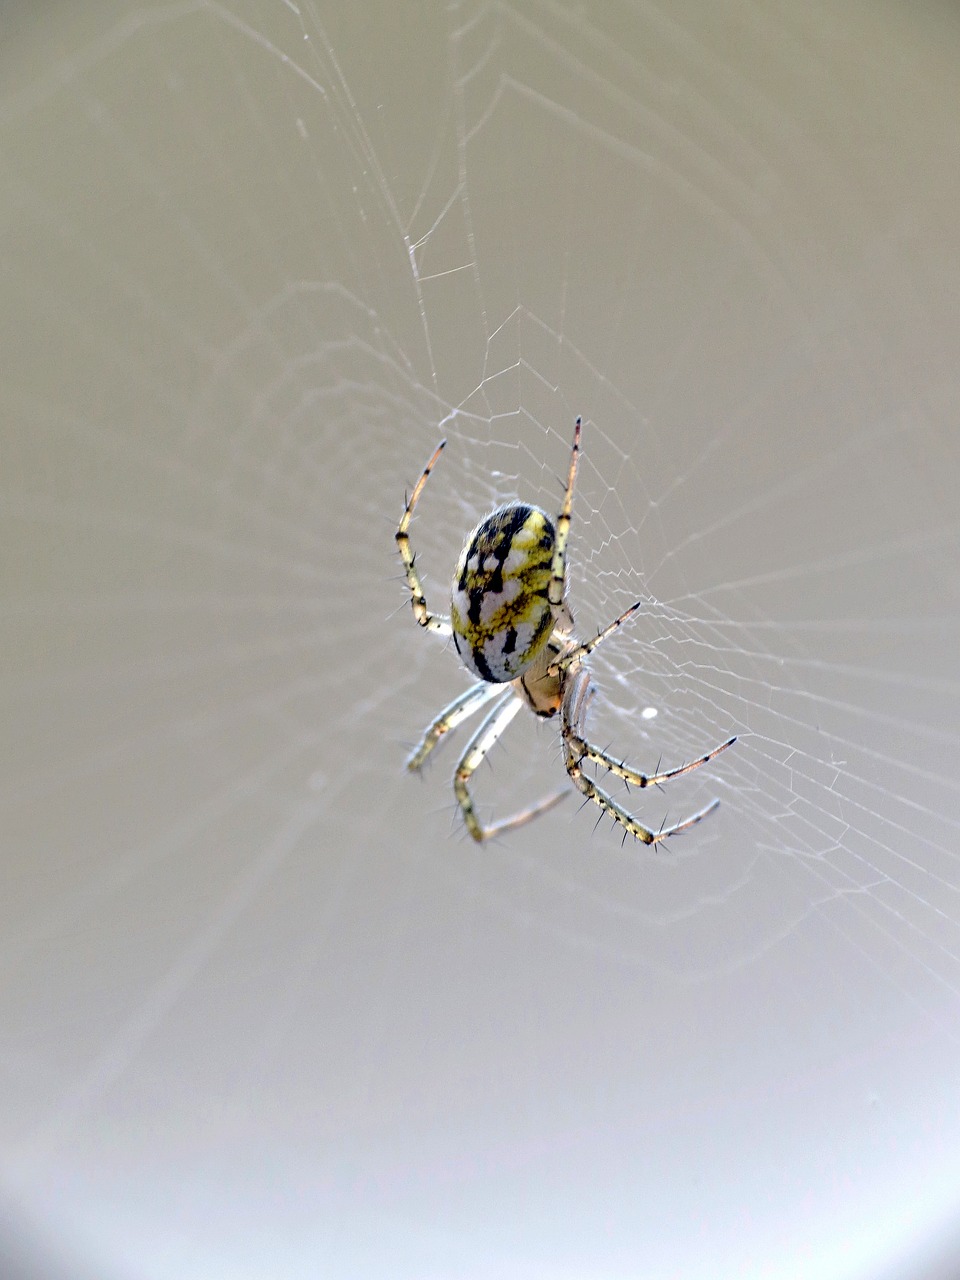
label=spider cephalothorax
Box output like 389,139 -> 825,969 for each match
396,417 -> 735,843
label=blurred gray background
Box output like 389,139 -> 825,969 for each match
2,2 -> 959,1278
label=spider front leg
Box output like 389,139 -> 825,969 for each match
570,734 -> 737,790
396,438 -> 452,637
406,680 -> 504,772
454,691 -> 568,842
563,754 -> 721,845
565,662 -> 736,789
560,667 -> 734,846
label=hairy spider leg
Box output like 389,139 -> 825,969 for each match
396,438 -> 452,637
559,666 -> 733,845
406,679 -> 504,772
548,416 -> 582,610
454,692 -> 568,842
548,599 -> 643,677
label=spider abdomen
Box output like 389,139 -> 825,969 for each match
451,502 -> 557,682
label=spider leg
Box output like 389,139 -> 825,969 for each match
549,600 -> 642,676
548,416 -> 582,609
570,733 -> 737,790
396,438 -> 453,636
454,691 -> 568,842
406,680 -> 505,772
560,668 -> 733,846
561,739 -> 722,846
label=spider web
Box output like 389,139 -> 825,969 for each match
2,3 -> 960,1279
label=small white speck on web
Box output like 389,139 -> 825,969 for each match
641,706 -> 658,720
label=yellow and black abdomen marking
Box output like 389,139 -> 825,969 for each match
450,502 -> 558,682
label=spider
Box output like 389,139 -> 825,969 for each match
396,417 -> 735,844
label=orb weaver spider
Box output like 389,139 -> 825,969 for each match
396,417 -> 735,843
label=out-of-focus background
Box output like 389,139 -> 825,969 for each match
2,3 -> 960,1277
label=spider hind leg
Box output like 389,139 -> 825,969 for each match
396,438 -> 453,637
